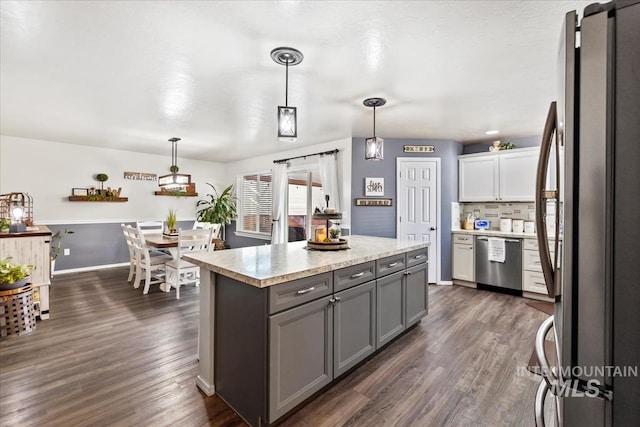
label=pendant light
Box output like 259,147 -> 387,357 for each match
271,47 -> 303,142
363,97 -> 386,160
159,137 -> 191,189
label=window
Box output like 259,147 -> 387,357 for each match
237,172 -> 273,237
287,169 -> 324,242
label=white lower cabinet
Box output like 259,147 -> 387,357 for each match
452,234 -> 474,282
522,238 -> 555,300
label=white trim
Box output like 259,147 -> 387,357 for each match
437,281 -> 453,286
396,157 -> 442,284
234,230 -> 271,241
40,218 -> 198,225
53,262 -> 129,275
457,146 -> 539,159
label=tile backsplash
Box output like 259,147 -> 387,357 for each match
460,202 -> 535,230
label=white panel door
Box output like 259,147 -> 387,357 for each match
397,159 -> 438,283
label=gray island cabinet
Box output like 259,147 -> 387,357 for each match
183,235 -> 428,427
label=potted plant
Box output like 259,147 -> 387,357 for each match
50,228 -> 74,276
95,173 -> 109,195
0,257 -> 33,291
329,227 -> 340,242
166,208 -> 177,235
196,184 -> 237,243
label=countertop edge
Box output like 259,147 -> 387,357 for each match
0,226 -> 52,238
183,239 -> 428,288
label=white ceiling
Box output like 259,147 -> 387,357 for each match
0,0 -> 590,163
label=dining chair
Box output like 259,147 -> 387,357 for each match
121,224 -> 138,283
164,227 -> 214,299
136,220 -> 164,234
192,221 -> 221,239
127,225 -> 172,294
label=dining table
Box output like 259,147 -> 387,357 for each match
143,233 -> 222,259
142,232 -> 222,292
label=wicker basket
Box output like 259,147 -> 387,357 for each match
0,285 -> 36,338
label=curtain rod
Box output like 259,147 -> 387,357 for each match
273,149 -> 339,164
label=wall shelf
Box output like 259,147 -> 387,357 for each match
68,196 -> 128,202
154,191 -> 198,197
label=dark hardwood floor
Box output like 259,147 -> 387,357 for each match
0,267 -> 547,427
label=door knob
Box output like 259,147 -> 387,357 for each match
430,227 -> 436,231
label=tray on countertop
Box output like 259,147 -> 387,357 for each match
306,238 -> 349,251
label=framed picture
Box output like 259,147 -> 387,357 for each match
365,177 -> 384,196
72,188 -> 89,196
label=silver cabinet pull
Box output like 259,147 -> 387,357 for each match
335,296 -> 341,302
350,272 -> 364,279
387,262 -> 399,267
403,271 -> 412,276
413,255 -> 425,259
296,286 -> 315,295
329,297 -> 336,304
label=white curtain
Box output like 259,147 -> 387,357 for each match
271,162 -> 288,244
318,153 -> 340,212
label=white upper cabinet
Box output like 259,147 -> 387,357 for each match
459,147 -> 539,202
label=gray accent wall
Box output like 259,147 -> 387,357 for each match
50,220 -> 198,272
351,137 -> 463,282
462,135 -> 541,154
225,220 -> 268,249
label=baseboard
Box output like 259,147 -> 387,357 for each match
452,279 -> 477,288
53,262 -> 129,275
196,375 -> 216,396
437,280 -> 453,286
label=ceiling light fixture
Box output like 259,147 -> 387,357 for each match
271,47 -> 303,142
485,130 -> 499,135
159,137 -> 191,190
363,97 -> 386,161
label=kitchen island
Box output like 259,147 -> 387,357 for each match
183,235 -> 429,426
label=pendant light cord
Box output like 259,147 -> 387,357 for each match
373,105 -> 376,137
285,60 -> 289,107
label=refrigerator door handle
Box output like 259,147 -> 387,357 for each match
535,101 -> 560,298
535,315 -> 557,386
534,378 -> 561,427
534,378 -> 550,427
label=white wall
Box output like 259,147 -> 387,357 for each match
0,135 -> 227,223
224,138 -> 352,228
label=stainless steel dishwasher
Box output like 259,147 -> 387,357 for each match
475,236 -> 522,291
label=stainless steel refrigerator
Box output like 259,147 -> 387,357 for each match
533,0 -> 640,425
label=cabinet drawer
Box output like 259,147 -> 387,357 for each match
376,253 -> 406,277
406,248 -> 428,268
268,272 -> 333,314
523,248 -> 556,273
523,270 -> 549,294
524,238 -> 560,252
453,234 -> 474,245
334,261 -> 376,292
523,249 -> 544,272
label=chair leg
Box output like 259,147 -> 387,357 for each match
176,278 -> 181,299
127,261 -> 135,282
143,268 -> 152,294
133,265 -> 142,289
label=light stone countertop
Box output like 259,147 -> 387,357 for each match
452,229 -> 563,241
452,229 -> 538,239
182,235 -> 428,288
